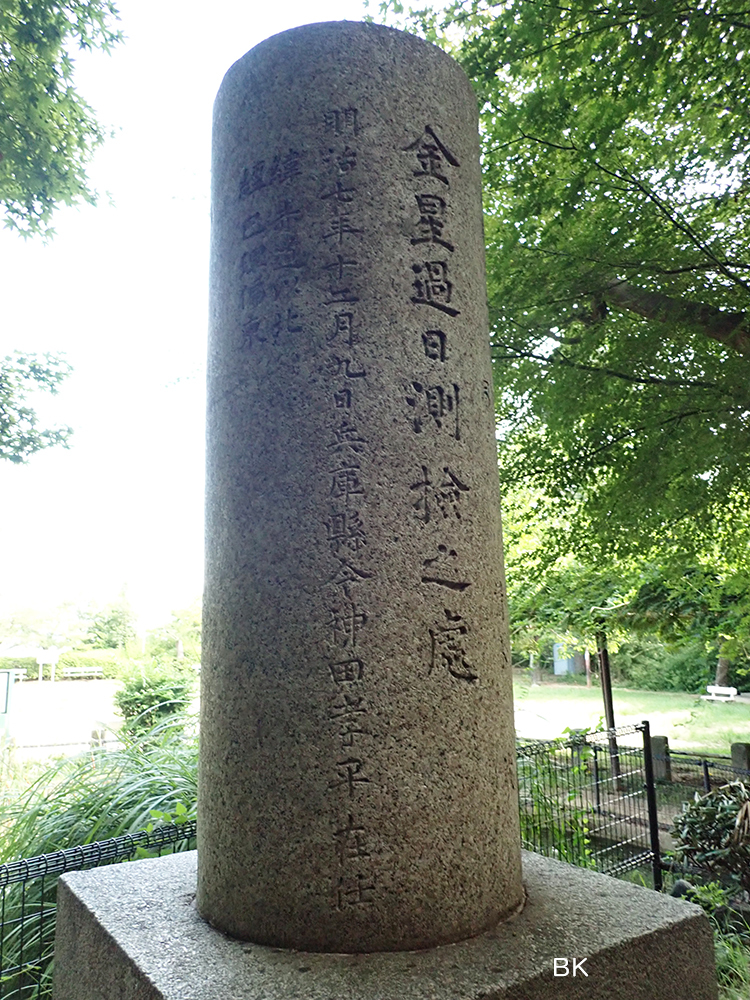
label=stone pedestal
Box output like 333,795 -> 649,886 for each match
200,19 -> 521,952
53,850 -> 718,1000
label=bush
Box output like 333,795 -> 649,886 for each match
58,648 -> 129,679
0,656 -> 37,678
610,640 -> 713,692
671,782 -> 750,892
114,668 -> 195,732
0,651 -> 136,681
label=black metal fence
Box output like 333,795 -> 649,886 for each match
0,821 -> 196,999
517,722 -> 663,888
0,727 -> 748,997
660,749 -> 750,794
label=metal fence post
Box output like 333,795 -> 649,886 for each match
641,720 -> 663,891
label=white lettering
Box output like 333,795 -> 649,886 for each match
553,958 -> 569,976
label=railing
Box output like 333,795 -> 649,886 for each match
517,722 -> 663,888
659,749 -> 750,794
0,821 -> 196,999
1,727 -> 747,997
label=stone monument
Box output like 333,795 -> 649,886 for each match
53,21 -> 719,1000
197,17 -> 522,953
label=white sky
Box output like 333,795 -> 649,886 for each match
0,0 -> 367,629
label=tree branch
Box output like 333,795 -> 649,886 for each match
604,279 -> 750,357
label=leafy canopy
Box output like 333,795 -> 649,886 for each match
0,0 -> 122,236
376,0 -> 750,560
0,352 -> 72,462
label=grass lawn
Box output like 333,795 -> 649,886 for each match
513,673 -> 750,754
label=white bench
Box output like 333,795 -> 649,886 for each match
701,685 -> 738,702
62,666 -> 104,680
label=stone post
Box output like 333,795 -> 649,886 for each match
731,741 -> 750,775
197,20 -> 523,953
650,735 -> 672,782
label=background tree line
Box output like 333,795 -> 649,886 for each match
372,0 -> 750,687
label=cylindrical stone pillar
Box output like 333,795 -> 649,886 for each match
198,20 -> 523,953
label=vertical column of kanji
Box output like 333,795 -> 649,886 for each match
316,108 -> 379,924
404,128 -> 474,681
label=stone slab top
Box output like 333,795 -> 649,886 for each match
57,850 -> 716,1000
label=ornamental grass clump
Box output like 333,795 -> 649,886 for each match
0,715 -> 198,998
671,782 -> 750,892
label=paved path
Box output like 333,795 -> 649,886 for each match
6,679 -> 121,759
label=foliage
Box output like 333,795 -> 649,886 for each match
507,552 -> 634,654
0,0 -> 122,237
81,599 -> 136,649
0,352 -> 72,463
0,714 -> 198,858
611,640 -> 715,693
627,564 -> 750,677
114,667 -> 194,732
145,600 -> 202,665
0,602 -> 86,651
57,648 -> 127,679
517,740 -> 595,867
0,716 -> 196,998
671,881 -> 750,999
502,490 -> 749,689
0,656 -> 37,675
671,782 -> 750,892
373,0 -> 750,564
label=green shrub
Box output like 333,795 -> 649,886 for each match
669,882 -> 750,1000
610,640 -> 713,692
671,782 -> 750,892
0,656 -> 37,679
114,668 -> 195,732
58,648 -> 129,679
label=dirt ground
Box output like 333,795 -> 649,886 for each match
5,679 -> 122,760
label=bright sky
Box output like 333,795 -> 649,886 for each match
0,0 -> 367,628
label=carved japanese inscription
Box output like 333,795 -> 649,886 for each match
200,21 -> 523,956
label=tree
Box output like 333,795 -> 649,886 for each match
0,0 -> 122,237
379,0 -> 750,561
626,563 -> 750,686
0,352 -> 72,462
81,599 -> 136,649
1,3 -> 120,460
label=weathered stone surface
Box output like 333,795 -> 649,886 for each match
199,20 -> 521,951
53,850 -> 718,1000
731,741 -> 750,774
651,735 -> 672,782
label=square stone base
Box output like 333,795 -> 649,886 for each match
53,850 -> 717,1000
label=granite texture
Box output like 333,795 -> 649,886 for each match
53,850 -> 718,1000
731,742 -> 750,773
200,20 -> 522,950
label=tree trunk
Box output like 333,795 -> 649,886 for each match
530,651 -> 542,686
715,656 -> 731,687
596,630 -> 621,781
